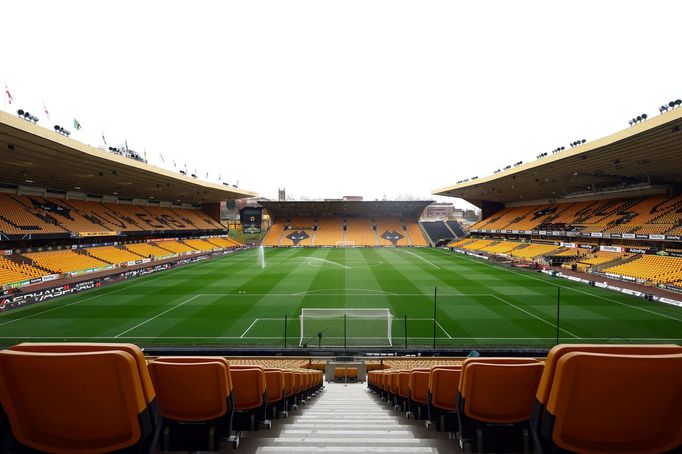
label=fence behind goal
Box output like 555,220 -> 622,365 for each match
299,308 -> 393,347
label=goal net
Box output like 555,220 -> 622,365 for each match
299,308 -> 393,347
335,240 -> 355,248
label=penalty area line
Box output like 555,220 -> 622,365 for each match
114,294 -> 202,338
240,319 -> 260,338
435,320 -> 452,339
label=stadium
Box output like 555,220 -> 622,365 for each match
1,97 -> 681,452
1,3 -> 682,453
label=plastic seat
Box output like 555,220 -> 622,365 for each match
0,349 -> 155,454
427,365 -> 462,432
541,352 -> 682,454
532,344 -> 682,454
408,368 -> 430,419
148,358 -> 233,451
397,371 -> 411,400
8,342 -> 161,452
230,366 -> 269,431
264,368 -> 286,419
457,357 -> 544,453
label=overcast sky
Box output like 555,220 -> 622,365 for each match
2,1 -> 681,209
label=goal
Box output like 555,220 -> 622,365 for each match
299,308 -> 393,347
335,240 -> 355,248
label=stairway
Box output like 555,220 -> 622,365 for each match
236,382 -> 453,453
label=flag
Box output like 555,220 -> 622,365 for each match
159,153 -> 165,164
5,84 -> 13,105
173,159 -> 176,168
73,118 -> 81,130
101,130 -> 107,146
144,149 -> 147,161
205,171 -> 209,179
124,139 -> 129,151
42,102 -> 50,120
218,174 -> 222,181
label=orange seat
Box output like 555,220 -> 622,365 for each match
389,371 -> 400,395
230,367 -> 268,431
543,352 -> 682,454
397,371 -> 410,399
264,368 -> 284,404
457,358 -> 544,452
531,344 -> 682,453
230,366 -> 266,411
0,349 -> 154,454
148,358 -> 232,451
283,371 -> 294,397
409,368 -> 430,405
427,366 -> 462,432
264,368 -> 286,419
408,368 -> 430,419
9,342 -> 160,451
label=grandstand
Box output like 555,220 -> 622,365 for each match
259,201 -> 431,248
0,111 -> 252,289
435,105 -> 682,293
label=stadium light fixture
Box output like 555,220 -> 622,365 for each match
629,114 -> 647,126
53,124 -> 71,136
17,109 -> 39,123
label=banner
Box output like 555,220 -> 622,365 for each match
78,231 -> 118,237
1,250 -> 12,256
625,247 -> 650,255
600,245 -> 623,253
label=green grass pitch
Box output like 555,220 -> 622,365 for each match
0,247 -> 680,348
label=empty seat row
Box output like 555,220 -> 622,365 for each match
0,343 -> 323,453
370,344 -> 682,453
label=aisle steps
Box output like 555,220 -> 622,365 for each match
230,382 -> 454,453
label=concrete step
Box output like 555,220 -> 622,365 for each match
225,382 -> 457,453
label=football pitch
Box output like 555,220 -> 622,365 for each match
0,247 -> 680,349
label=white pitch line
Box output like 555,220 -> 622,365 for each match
240,319 -> 260,338
200,292 -> 488,297
491,294 -> 581,339
438,249 -> 682,323
306,257 -> 352,269
0,336 -> 680,341
401,249 -> 440,269
435,320 -> 452,339
114,294 -> 202,338
294,288 -> 396,296
0,272 -> 175,327
0,250 -> 252,326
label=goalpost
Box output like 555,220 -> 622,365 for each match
335,240 -> 355,248
299,308 -> 393,347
